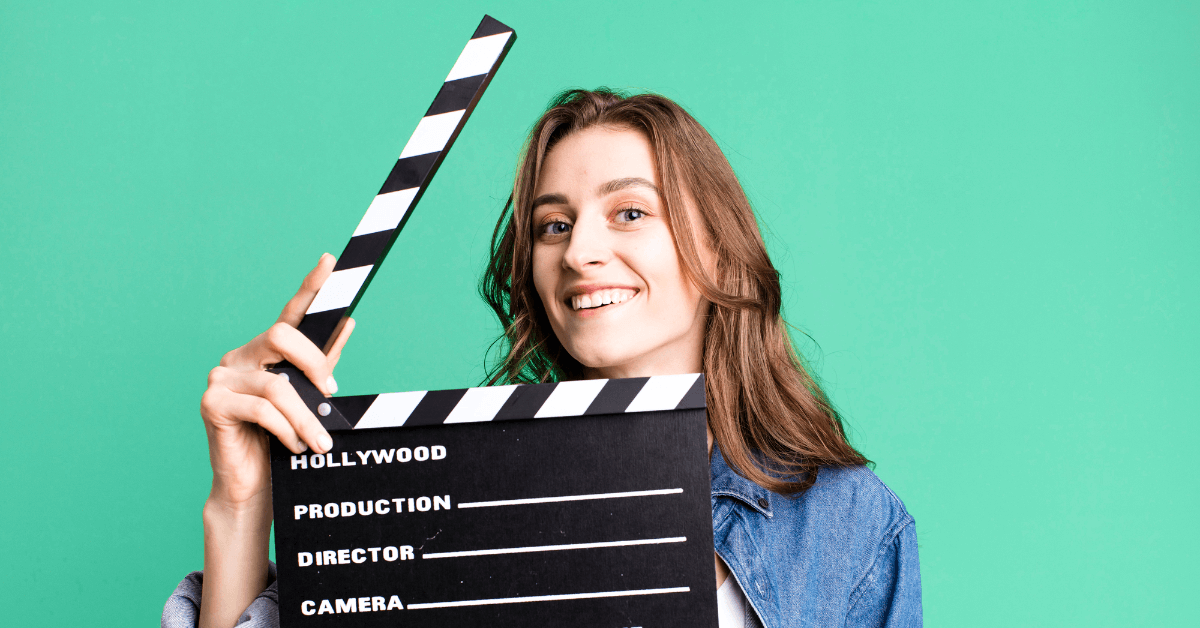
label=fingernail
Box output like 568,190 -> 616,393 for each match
318,433 -> 333,452
297,441 -> 309,453
326,375 -> 338,395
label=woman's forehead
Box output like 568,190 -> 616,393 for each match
536,126 -> 659,197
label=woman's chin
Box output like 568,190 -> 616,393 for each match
570,350 -> 644,379
573,350 -> 694,380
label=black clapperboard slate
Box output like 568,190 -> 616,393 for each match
270,376 -> 717,627
263,15 -> 718,627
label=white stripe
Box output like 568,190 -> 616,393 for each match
624,373 -> 701,413
443,385 -> 518,423
352,188 -> 419,236
407,587 -> 690,610
457,488 -> 682,509
305,265 -> 373,314
423,536 -> 686,559
445,32 -> 512,82
354,391 -> 427,429
399,110 -> 465,158
534,379 -> 608,418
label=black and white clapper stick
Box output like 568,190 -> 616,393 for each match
269,15 -> 516,430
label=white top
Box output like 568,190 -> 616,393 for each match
716,574 -> 750,628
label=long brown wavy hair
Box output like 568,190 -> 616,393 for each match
481,88 -> 868,493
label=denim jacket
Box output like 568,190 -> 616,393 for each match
711,446 -> 921,627
164,447 -> 920,627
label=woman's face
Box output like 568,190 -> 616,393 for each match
531,126 -> 709,379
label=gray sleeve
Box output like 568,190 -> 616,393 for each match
162,563 -> 279,628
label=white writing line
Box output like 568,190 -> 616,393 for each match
423,536 -> 687,559
407,587 -> 691,610
457,488 -> 683,509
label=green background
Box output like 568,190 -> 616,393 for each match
2,1 -> 1196,625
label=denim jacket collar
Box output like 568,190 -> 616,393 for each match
711,444 -> 773,518
711,445 -> 775,628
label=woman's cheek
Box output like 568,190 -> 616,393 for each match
530,252 -> 560,316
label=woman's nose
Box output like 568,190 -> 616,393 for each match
561,215 -> 612,271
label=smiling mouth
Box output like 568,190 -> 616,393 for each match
569,288 -> 638,311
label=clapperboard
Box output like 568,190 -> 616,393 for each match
267,15 -> 718,628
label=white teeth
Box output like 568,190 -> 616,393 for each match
571,289 -> 636,310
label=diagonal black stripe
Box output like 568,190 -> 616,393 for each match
379,152 -> 439,195
473,14 -> 514,39
494,382 -> 557,421
585,377 -> 649,415
333,395 -> 379,428
675,374 -> 707,410
324,17 -> 513,359
426,74 -> 487,116
406,389 -> 468,426
333,230 -> 392,271
296,308 -> 345,349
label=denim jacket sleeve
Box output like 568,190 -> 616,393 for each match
846,518 -> 922,627
161,563 -> 279,628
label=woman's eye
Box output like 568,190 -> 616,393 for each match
616,207 -> 646,222
541,221 -> 571,236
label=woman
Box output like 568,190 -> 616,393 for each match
166,89 -> 921,628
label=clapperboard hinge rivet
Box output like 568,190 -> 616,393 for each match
318,403 -> 332,417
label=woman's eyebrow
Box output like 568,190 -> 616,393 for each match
596,177 -> 660,197
532,178 -> 660,210
531,193 -> 569,209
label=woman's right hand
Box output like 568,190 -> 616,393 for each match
198,253 -> 356,628
200,253 -> 356,507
